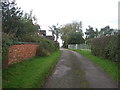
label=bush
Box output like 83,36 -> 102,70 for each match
54,41 -> 60,50
17,34 -> 40,42
86,39 -> 92,45
105,35 -> 118,61
2,33 -> 15,66
91,35 -> 119,61
36,38 -> 59,56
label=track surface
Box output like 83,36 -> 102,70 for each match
45,49 -> 118,88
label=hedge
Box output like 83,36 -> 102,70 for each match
91,35 -> 119,62
2,33 -> 15,67
36,38 -> 59,56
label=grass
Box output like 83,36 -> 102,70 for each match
3,50 -> 61,88
72,49 -> 119,83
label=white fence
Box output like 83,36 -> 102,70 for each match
68,44 -> 91,50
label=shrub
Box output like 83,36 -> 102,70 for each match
36,46 -> 50,56
36,38 -> 59,56
91,35 -> 119,61
17,34 -> 39,42
2,33 -> 15,66
105,35 -> 118,61
54,41 -> 60,50
86,39 -> 92,45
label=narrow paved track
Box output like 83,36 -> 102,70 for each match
45,49 -> 118,88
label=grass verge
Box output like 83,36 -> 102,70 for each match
3,50 -> 61,88
72,49 -> 119,83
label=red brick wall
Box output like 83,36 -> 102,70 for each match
7,44 -> 39,65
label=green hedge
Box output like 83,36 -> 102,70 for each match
86,39 -> 92,45
36,38 -> 59,56
2,33 -> 15,67
91,35 -> 119,61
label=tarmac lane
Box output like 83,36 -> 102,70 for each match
45,49 -> 118,88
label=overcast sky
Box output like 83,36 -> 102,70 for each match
16,0 -> 119,46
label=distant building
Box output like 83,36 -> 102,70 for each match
38,30 -> 55,41
46,35 -> 54,41
39,30 -> 46,37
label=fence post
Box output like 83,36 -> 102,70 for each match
75,44 -> 77,49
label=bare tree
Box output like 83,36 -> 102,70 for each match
48,23 -> 62,41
